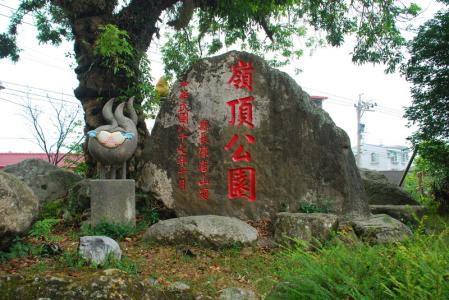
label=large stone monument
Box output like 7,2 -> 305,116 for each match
87,97 -> 137,226
139,51 -> 370,220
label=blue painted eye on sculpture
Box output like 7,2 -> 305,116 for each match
87,97 -> 138,179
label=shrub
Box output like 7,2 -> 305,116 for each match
298,201 -> 330,213
0,237 -> 42,262
270,223 -> 449,299
29,218 -> 62,241
80,221 -> 138,240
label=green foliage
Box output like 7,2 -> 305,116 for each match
0,237 -> 42,262
94,24 -> 135,76
138,207 -> 160,226
403,5 -> 449,145
271,225 -> 449,299
29,218 -> 62,241
162,0 -> 421,79
402,4 -> 449,214
298,201 -> 330,213
39,199 -> 65,219
58,250 -> 140,274
80,221 -> 138,241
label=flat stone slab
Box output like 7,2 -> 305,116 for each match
274,212 -> 338,244
89,179 -> 135,226
219,287 -> 258,300
143,215 -> 258,248
369,205 -> 428,224
349,214 -> 412,244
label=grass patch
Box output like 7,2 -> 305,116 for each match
80,221 -> 141,240
270,221 -> 449,299
29,218 -> 63,242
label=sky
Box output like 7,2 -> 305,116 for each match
0,0 -> 445,153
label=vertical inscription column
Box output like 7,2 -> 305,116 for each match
224,60 -> 257,202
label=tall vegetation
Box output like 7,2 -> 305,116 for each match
403,2 -> 449,213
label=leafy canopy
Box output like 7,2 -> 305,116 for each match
402,2 -> 449,212
1,0 -> 420,76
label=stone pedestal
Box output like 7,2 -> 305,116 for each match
89,179 -> 136,226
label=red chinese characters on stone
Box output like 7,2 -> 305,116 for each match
228,60 -> 254,91
177,81 -> 190,191
224,133 -> 256,162
228,167 -> 256,202
225,60 -> 257,202
226,96 -> 255,129
198,118 -> 210,200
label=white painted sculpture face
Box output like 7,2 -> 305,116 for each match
97,131 -> 126,148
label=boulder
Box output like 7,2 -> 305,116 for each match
3,158 -> 82,204
0,171 -> 39,250
274,213 -> 338,244
78,236 -> 122,265
349,214 -> 412,244
369,205 -> 428,224
143,215 -> 258,248
360,169 -> 417,205
140,51 -> 370,220
219,287 -> 258,300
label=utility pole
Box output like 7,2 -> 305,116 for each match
354,93 -> 377,166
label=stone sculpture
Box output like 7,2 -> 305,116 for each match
87,97 -> 138,179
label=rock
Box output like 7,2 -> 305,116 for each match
219,287 -> 258,300
349,214 -> 412,244
0,272 -> 194,299
369,205 -> 428,224
143,215 -> 258,248
169,281 -> 191,292
140,51 -> 370,220
0,171 -> 39,250
274,212 -> 338,244
360,169 -> 418,205
3,158 -> 82,204
78,236 -> 122,265
66,179 -> 90,217
89,179 -> 136,226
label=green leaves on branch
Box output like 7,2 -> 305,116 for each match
93,24 -> 160,118
94,24 -> 136,76
162,0 -> 421,79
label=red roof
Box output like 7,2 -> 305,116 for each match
311,96 -> 328,101
0,153 -> 84,169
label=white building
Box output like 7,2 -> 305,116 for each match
352,144 -> 410,171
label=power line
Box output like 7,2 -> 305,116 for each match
4,87 -> 79,104
1,90 -> 80,107
0,12 -> 34,27
2,80 -> 77,99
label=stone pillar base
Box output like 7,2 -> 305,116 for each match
89,179 -> 135,227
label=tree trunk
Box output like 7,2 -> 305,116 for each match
71,16 -> 151,179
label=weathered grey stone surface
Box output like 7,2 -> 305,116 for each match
140,51 -> 370,220
349,214 -> 412,244
274,212 -> 338,244
0,272 -> 196,299
0,171 -> 39,250
370,205 -> 427,224
219,287 -> 258,300
3,158 -> 82,204
360,169 -> 417,205
168,281 -> 191,293
89,179 -> 135,226
78,236 -> 122,265
143,215 -> 258,248
67,179 -> 91,217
